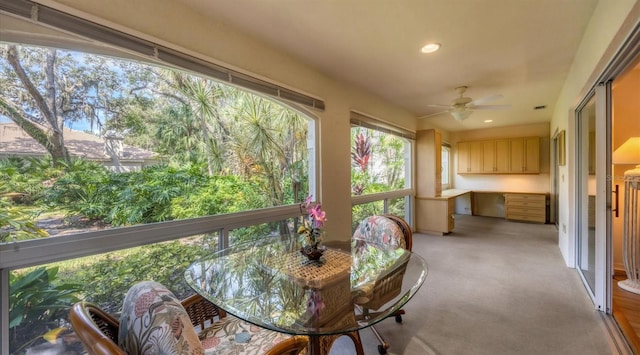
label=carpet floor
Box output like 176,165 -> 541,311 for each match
331,214 -> 614,355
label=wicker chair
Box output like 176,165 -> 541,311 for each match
264,336 -> 309,355
352,214 -> 413,355
68,302 -> 125,355
69,294 -> 308,355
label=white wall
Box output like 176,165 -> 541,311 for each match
39,0 -> 419,241
550,0 -> 639,266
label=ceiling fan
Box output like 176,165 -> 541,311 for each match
421,86 -> 511,122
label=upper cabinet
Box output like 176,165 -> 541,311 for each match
509,137 -> 539,173
457,141 -> 483,173
457,137 -> 540,174
482,139 -> 510,173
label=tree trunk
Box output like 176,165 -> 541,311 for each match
4,45 -> 70,166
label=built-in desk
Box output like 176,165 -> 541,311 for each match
472,191 -> 548,224
415,189 -> 471,235
416,190 -> 548,235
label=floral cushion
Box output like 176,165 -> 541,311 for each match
352,215 -> 406,250
119,281 -> 204,355
198,316 -> 294,355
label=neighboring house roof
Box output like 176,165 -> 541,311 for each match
0,123 -> 156,161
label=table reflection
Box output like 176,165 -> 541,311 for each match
185,235 -> 426,354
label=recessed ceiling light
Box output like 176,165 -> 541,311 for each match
484,120 -> 493,123
421,43 -> 441,54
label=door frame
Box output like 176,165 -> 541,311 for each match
571,21 -> 640,314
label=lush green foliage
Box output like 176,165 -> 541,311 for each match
0,199 -> 48,242
350,127 -> 407,228
43,162 -> 261,226
350,127 -> 406,196
44,160 -> 113,220
170,174 -> 264,218
9,267 -> 80,354
0,156 -> 61,203
65,240 -> 214,313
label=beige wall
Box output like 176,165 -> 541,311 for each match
38,0 -> 418,240
550,0 -> 639,266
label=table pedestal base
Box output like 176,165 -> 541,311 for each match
308,330 -> 364,355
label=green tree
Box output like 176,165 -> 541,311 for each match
0,45 -> 154,167
0,45 -> 71,165
163,71 -> 229,176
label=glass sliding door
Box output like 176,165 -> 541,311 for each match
576,84 -> 610,311
576,95 -> 597,295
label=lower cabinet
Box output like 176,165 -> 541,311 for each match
416,197 -> 455,235
504,193 -> 546,223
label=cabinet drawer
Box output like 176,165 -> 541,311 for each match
504,193 -> 546,223
505,212 -> 545,223
504,194 -> 545,202
505,199 -> 546,208
505,194 -> 546,208
506,206 -> 545,215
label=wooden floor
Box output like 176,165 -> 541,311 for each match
613,276 -> 640,353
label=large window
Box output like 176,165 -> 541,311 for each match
350,113 -> 413,228
1,44 -> 314,241
0,7 -> 320,353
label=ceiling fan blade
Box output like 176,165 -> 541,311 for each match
427,104 -> 451,108
470,104 -> 511,110
418,110 -> 450,119
471,94 -> 503,105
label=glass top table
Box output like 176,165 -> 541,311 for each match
184,235 -> 427,355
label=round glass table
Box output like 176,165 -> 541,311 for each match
184,236 -> 427,355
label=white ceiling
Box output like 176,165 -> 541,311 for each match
176,0 -> 598,132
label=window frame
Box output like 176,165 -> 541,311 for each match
0,3 -> 323,351
349,111 -> 415,227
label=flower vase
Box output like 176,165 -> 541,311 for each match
300,245 -> 325,261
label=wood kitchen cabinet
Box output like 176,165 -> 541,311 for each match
509,137 -> 540,173
504,193 -> 546,223
482,139 -> 509,173
415,189 -> 469,235
416,197 -> 455,235
457,141 -> 483,173
457,136 -> 540,174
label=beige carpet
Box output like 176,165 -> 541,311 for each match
331,214 -> 614,355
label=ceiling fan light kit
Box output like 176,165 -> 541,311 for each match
451,107 -> 472,121
423,85 -> 511,122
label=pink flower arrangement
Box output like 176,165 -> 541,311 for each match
298,195 -> 326,248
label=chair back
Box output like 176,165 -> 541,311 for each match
353,215 -> 412,251
264,336 -> 309,355
383,214 -> 412,251
68,302 -> 126,355
118,281 -> 203,354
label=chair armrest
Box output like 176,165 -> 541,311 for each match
181,294 -> 227,330
69,302 -> 126,355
